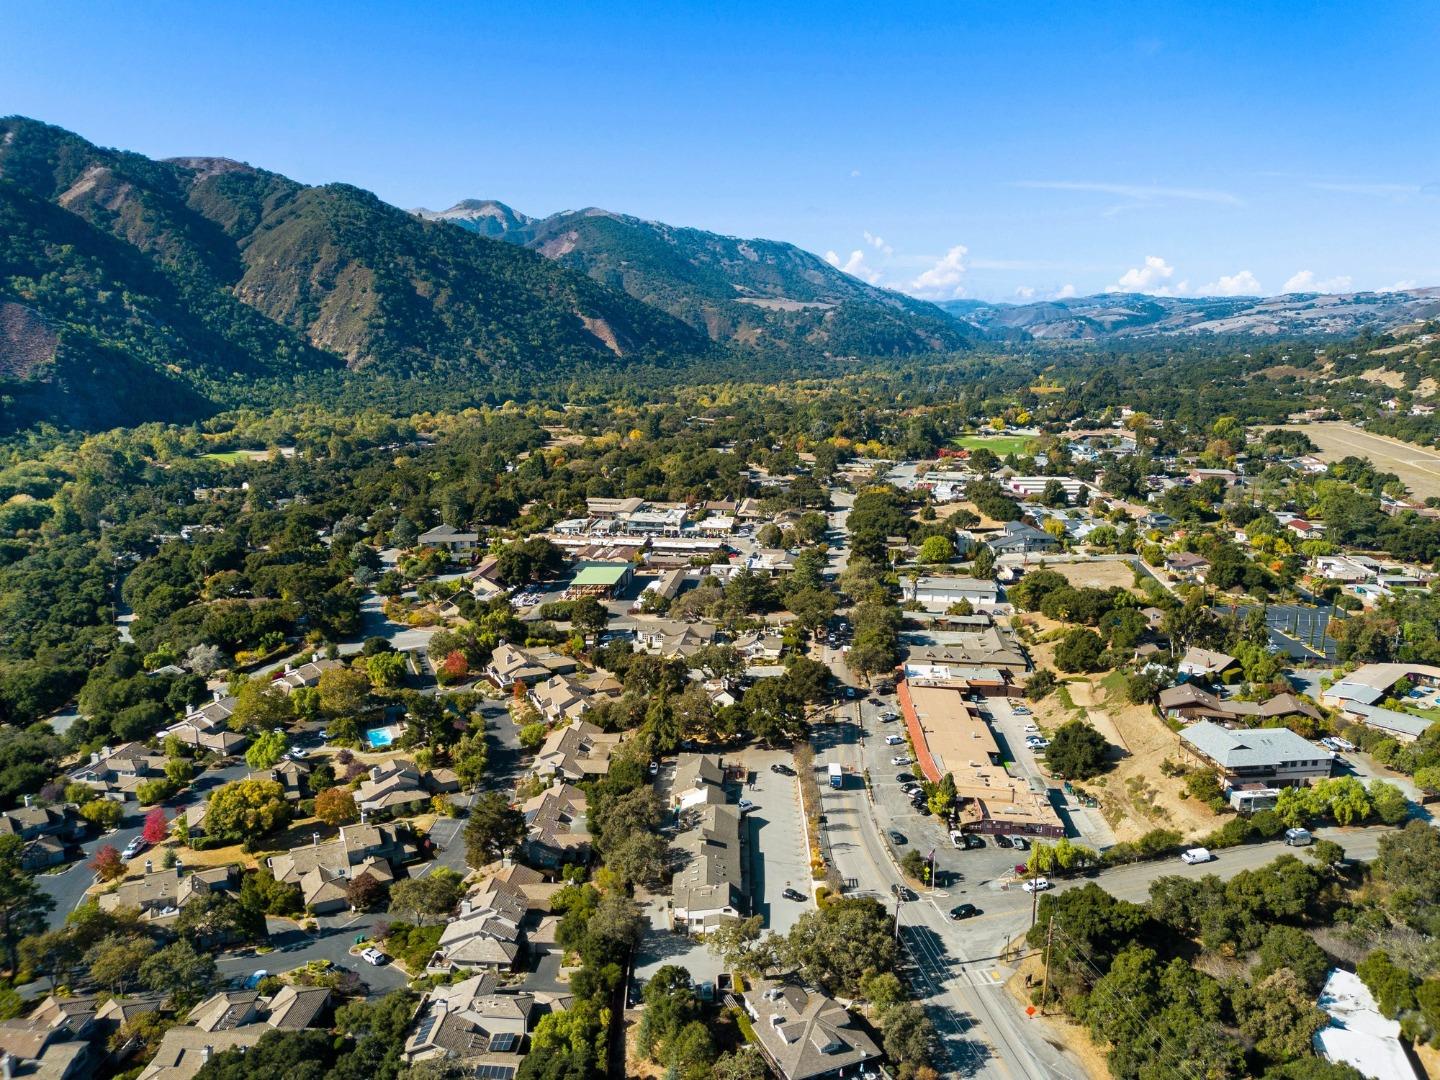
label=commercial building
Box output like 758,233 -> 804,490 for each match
671,799 -> 746,933
563,562 -> 633,599
1180,721 -> 1333,788
896,677 -> 1064,837
898,574 -> 999,612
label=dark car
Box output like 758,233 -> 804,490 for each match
895,773 -> 916,784
891,883 -> 917,902
888,830 -> 907,846
995,834 -> 1013,849
782,887 -> 806,901
963,834 -> 986,850
950,903 -> 981,920
770,763 -> 796,776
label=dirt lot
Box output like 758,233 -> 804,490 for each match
1046,560 -> 1144,593
1030,673 -> 1218,844
1282,421 -> 1440,500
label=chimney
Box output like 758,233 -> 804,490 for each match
213,689 -> 223,702
359,811 -> 367,824
22,796 -> 30,809
175,857 -> 184,875
1,1051 -> 14,1080
460,899 -> 472,916
144,859 -> 153,874
312,832 -> 319,848
201,1046 -> 212,1064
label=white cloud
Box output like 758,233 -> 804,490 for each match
1381,280 -> 1418,293
1014,286 -> 1036,300
1109,255 -> 1179,295
849,169 -> 861,178
1056,283 -> 1077,299
1197,270 -> 1262,297
863,231 -> 894,256
908,245 -> 969,298
824,248 -> 882,284
1016,180 -> 1243,207
1281,270 -> 1354,294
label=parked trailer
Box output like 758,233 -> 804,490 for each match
828,763 -> 844,789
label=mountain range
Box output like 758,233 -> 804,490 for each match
1,115 -> 1436,433
412,200 -> 970,355
939,289 -> 1440,341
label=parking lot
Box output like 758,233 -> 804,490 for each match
739,746 -> 813,937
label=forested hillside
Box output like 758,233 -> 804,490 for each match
0,118 -> 713,432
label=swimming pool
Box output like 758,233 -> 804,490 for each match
365,727 -> 395,748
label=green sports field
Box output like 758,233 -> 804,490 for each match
952,434 -> 1036,456
201,449 -> 262,464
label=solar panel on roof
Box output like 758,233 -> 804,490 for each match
488,1032 -> 519,1053
476,1067 -> 516,1080
413,1015 -> 438,1043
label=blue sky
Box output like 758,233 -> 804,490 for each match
3,1 -> 1438,301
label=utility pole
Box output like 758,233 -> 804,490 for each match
894,895 -> 903,941
1041,915 -> 1055,1015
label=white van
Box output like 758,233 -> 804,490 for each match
1179,847 -> 1213,865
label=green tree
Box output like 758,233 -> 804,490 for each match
245,729 -> 288,770
0,835 -> 55,972
464,791 -> 525,868
228,680 -> 293,734
878,999 -> 936,1071
1044,720 -> 1110,779
388,867 -> 464,924
139,938 -> 217,1005
782,897 -> 898,998
314,786 -> 358,826
918,535 -> 955,563
204,778 -> 291,842
1054,628 -> 1106,673
86,933 -> 157,993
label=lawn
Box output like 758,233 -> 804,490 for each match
201,449 -> 260,464
952,434 -> 1036,456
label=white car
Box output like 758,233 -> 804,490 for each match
288,747 -> 309,759
360,947 -> 387,966
1026,737 -> 1049,750
1021,877 -> 1051,892
1180,847 -> 1213,865
1012,705 -> 1032,716
884,735 -> 904,746
900,784 -> 923,797
890,755 -> 910,766
1023,723 -> 1039,733
121,838 -> 146,861
738,798 -> 755,814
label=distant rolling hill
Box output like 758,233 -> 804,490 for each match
939,290 -> 1440,341
415,201 -> 974,357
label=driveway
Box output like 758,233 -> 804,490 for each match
215,914 -> 409,997
738,747 -> 813,936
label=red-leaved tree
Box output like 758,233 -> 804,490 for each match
142,807 -> 169,845
90,845 -> 123,881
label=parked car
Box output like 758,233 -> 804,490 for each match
896,773 -> 916,784
1026,737 -> 1049,750
961,833 -> 985,849
738,799 -> 755,814
891,883 -> 917,902
1014,863 -> 1029,875
121,838 -> 147,861
884,735 -> 905,746
288,747 -> 309,759
1021,877 -> 1051,893
900,784 -> 923,797
890,755 -> 910,766
1012,705 -> 1031,715
949,903 -> 981,920
782,887 -> 806,901
1284,828 -> 1313,847
888,830 -> 907,846
770,762 -> 796,776
879,711 -> 899,722
360,947 -> 387,966
1023,723 -> 1039,733
1180,847 -> 1213,865
995,834 -> 1013,849
844,687 -> 857,699
1011,836 -> 1030,851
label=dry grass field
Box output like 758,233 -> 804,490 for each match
1283,421 -> 1440,500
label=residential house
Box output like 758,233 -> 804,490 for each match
418,524 -> 481,553
486,644 -> 576,689
1180,721 -> 1334,788
0,802 -> 83,844
741,981 -> 882,1080
403,972 -> 570,1074
986,520 -> 1059,556
734,630 -> 785,664
1286,519 -> 1325,541
1157,684 -> 1321,726
1177,647 -> 1239,681
527,674 -> 595,725
1164,551 -> 1211,580
632,619 -> 717,658
670,754 -> 727,811
140,984 -> 333,1080
67,743 -> 168,801
0,1012 -> 100,1080
266,823 -> 412,911
247,758 -> 312,802
1188,468 -> 1238,486
273,655 -> 343,692
353,759 -> 433,818
533,720 -> 623,783
98,864 -> 241,929
1314,968 -> 1421,1080
1321,663 -> 1440,709
138,1027 -> 264,1080
671,802 -> 745,933
429,866 -> 548,974
748,549 -> 798,575
520,784 -> 590,872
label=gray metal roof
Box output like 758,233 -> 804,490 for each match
1181,721 -> 1331,769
